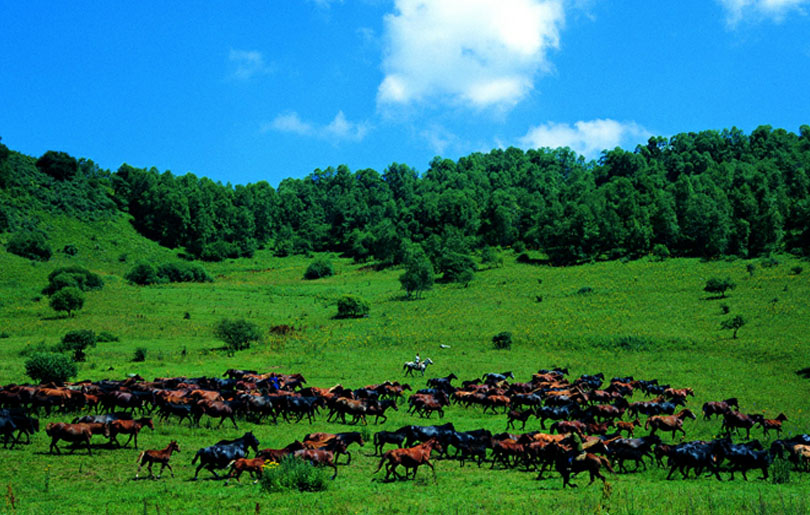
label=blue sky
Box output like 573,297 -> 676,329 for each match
1,0 -> 809,186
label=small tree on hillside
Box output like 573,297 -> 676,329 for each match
336,296 -> 370,319
25,352 -> 77,385
214,318 -> 262,354
400,249 -> 434,299
480,246 -> 503,268
304,259 -> 334,280
49,287 -> 85,317
721,315 -> 746,339
704,277 -> 736,298
57,329 -> 97,362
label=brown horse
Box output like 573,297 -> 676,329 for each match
194,400 -> 238,429
224,457 -> 267,485
645,409 -> 696,439
616,418 -> 640,436
374,438 -> 442,482
135,440 -> 180,479
256,441 -> 306,463
721,411 -> 763,439
759,413 -> 787,437
109,417 -> 154,449
548,442 -> 615,488
46,422 -> 107,455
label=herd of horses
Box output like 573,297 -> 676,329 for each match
1,365 -> 809,489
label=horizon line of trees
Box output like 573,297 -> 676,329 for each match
2,125 -> 810,267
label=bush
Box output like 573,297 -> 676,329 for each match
492,331 -> 513,350
439,251 -> 475,284
62,244 -> 78,256
304,259 -> 334,280
761,256 -> 780,268
125,262 -> 161,285
746,263 -> 756,276
43,266 -> 104,295
214,318 -> 262,353
651,244 -> 670,262
25,352 -> 77,384
96,331 -> 119,342
49,287 -> 85,317
57,330 -> 97,360
133,347 -> 147,362
577,286 -> 594,295
720,303 -> 730,314
126,261 -> 212,285
6,231 -> 52,261
336,296 -> 369,319
261,456 -> 330,493
720,315 -> 746,339
791,266 -> 803,275
480,246 -> 503,268
156,262 -> 212,283
399,249 -> 434,299
200,240 -> 240,262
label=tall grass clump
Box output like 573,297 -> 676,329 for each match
260,457 -> 330,493
492,331 -> 513,350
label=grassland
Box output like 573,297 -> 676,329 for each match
0,213 -> 809,514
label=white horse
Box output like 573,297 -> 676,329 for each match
403,357 -> 433,377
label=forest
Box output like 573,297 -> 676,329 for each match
2,124 -> 809,268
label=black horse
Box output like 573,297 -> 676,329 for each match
192,432 -> 260,480
399,423 -> 456,456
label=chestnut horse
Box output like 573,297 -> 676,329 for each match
109,417 -> 154,449
645,409 -> 696,439
46,422 -> 108,455
136,440 -> 180,479
374,438 -> 442,482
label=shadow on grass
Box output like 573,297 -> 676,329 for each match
796,367 -> 810,379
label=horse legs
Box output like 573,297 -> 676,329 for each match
230,416 -> 238,430
50,437 -> 61,455
85,436 -> 92,456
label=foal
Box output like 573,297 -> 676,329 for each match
136,440 -> 181,479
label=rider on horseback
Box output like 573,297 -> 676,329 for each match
415,353 -> 420,365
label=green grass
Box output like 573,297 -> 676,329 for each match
1,215 -> 809,513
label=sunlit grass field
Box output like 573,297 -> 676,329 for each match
0,214 -> 809,513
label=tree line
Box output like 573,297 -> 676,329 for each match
2,125 -> 809,266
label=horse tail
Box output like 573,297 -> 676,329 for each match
226,459 -> 236,470
599,455 -> 616,474
135,451 -> 145,465
374,451 -> 390,474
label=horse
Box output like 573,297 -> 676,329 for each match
108,417 -> 154,449
224,457 -> 267,485
403,358 -> 433,377
547,441 -> 615,488
192,432 -> 260,480
135,440 -> 180,479
193,400 -> 238,429
366,399 -> 398,424
701,399 -> 737,420
373,429 -> 409,456
256,441 -> 306,463
665,440 -> 724,480
607,435 -> 661,472
506,409 -> 534,430
303,432 -> 365,465
292,449 -> 339,479
46,422 -> 108,455
721,411 -> 763,439
645,409 -> 696,439
759,413 -> 787,437
373,438 -> 442,482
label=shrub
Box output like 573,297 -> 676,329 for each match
746,263 -> 756,276
200,240 -> 240,262
439,252 -> 475,284
49,287 -> 85,317
43,266 -> 104,295
214,318 -> 262,353
261,456 -> 330,493
133,347 -> 147,362
577,286 -> 594,295
96,331 -> 119,342
56,330 -> 97,362
304,259 -> 334,280
480,246 -> 503,268
651,244 -> 670,261
336,296 -> 369,319
0,332 -> 9,339
511,241 -> 526,254
492,331 -> 513,350
761,256 -> 780,268
791,266 -> 803,275
6,231 -> 52,261
720,303 -> 730,314
62,244 -> 78,256
25,352 -> 77,384
125,262 -> 161,285
156,262 -> 212,283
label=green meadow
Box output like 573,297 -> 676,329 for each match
1,214 -> 809,514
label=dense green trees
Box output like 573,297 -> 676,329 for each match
4,126 -> 810,268
49,287 -> 85,317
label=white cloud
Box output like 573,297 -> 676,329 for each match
717,0 -> 809,26
519,119 -> 651,159
228,49 -> 271,80
378,0 -> 565,110
265,111 -> 369,143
